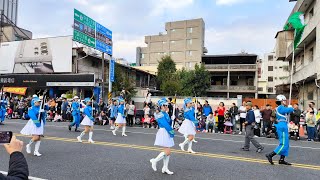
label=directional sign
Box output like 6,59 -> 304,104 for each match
110,59 -> 115,82
73,9 -> 113,56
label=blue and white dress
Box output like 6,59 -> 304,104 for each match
154,111 -> 175,148
179,107 -> 198,136
21,105 -> 45,135
115,104 -> 126,124
81,105 -> 94,126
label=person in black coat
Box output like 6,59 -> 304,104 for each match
0,136 -> 29,180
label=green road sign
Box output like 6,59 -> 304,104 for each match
74,9 -> 95,30
73,29 -> 95,48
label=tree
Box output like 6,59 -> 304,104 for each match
111,64 -> 137,100
157,55 -> 177,85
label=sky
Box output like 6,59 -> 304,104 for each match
18,0 -> 295,62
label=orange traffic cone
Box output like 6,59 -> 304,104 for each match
299,125 -> 305,138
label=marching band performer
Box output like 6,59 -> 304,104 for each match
31,94 -> 38,106
266,95 -> 294,165
69,96 -> 81,132
0,99 -> 7,125
178,98 -> 199,154
21,97 -> 46,157
150,98 -> 175,175
77,98 -> 95,143
112,97 -> 127,136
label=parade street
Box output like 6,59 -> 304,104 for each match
0,120 -> 319,180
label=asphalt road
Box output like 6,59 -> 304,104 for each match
0,119 -> 320,180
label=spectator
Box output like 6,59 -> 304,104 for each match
143,114 -> 151,128
206,112 -> 215,133
309,102 -> 317,115
167,98 -> 174,118
261,104 -> 272,136
56,98 -> 62,115
290,103 -> 301,138
306,111 -> 316,141
127,100 -> 136,127
216,102 -> 226,133
61,98 -> 68,121
53,112 -> 62,122
98,98 -> 106,113
143,104 -> 150,118
238,101 -> 247,134
253,105 -> 262,137
229,103 -> 238,132
0,136 -> 29,179
49,99 -> 56,117
101,111 -> 108,125
202,100 -> 212,117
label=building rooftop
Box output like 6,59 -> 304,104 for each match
202,54 -> 258,64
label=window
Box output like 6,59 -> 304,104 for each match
275,77 -> 278,80
187,27 -> 193,33
268,87 -> 273,93
301,55 -> 304,65
258,87 -> 263,91
170,40 -> 176,44
141,54 -> 145,59
187,39 -> 192,45
157,52 -> 164,55
268,77 -> 273,82
275,66 -> 278,69
187,51 -> 192,56
171,29 -> 176,32
268,55 -> 273,61
307,91 -> 313,100
309,47 -> 314,62
268,66 -> 273,71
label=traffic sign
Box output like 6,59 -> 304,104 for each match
110,59 -> 115,82
73,29 -> 95,48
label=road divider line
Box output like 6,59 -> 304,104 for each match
15,134 -> 320,171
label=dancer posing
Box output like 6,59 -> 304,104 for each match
266,95 -> 294,165
150,98 -> 175,175
69,96 -> 81,132
112,97 -> 127,136
77,98 -> 95,143
178,98 -> 199,154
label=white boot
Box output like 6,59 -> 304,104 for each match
26,144 -> 31,154
112,126 -> 119,136
122,126 -> 127,137
77,132 -> 85,143
110,125 -> 115,130
150,152 -> 165,171
88,131 -> 95,143
34,141 -> 42,157
162,156 -> 174,175
187,141 -> 196,154
179,139 -> 189,151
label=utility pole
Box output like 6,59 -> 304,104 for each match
101,52 -> 105,100
0,10 -> 3,44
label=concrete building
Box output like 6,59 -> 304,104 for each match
136,18 -> 206,69
258,52 -> 290,98
274,0 -> 319,109
202,54 -> 258,98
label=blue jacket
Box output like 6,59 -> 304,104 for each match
245,109 -> 255,124
83,105 -> 94,121
118,104 -> 125,118
184,107 -> 199,126
28,105 -> 42,127
0,101 -> 6,117
110,105 -> 118,118
71,102 -> 80,115
276,105 -> 294,122
157,111 -> 175,138
203,104 -> 212,116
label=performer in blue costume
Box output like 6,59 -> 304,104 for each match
266,95 -> 294,165
150,98 -> 175,175
0,99 -> 7,125
31,94 -> 38,107
112,97 -> 127,136
21,97 -> 47,157
69,96 -> 81,132
178,98 -> 199,154
77,98 -> 95,143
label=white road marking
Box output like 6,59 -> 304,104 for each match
5,121 -> 320,150
0,171 -> 47,180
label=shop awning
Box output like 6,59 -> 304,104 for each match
2,87 -> 27,95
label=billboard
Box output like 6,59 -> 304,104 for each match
0,36 -> 73,74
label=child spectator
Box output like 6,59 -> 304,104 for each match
206,112 -> 215,133
306,111 -> 316,141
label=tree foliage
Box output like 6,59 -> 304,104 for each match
112,64 -> 137,100
157,55 -> 177,84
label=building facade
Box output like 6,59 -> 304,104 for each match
275,0 -> 319,109
136,18 -> 206,69
202,54 -> 258,99
258,52 -> 289,98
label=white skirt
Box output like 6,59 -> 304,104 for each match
115,113 -> 126,124
179,119 -> 196,136
81,116 -> 94,126
20,120 -> 44,136
154,128 -> 174,148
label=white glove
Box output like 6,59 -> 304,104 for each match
39,109 -> 45,113
171,115 -> 176,121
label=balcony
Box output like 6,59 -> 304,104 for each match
204,64 -> 257,71
208,85 -> 256,92
209,85 -> 228,91
229,86 -> 256,91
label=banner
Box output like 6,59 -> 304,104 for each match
3,87 -> 27,95
0,36 -> 72,74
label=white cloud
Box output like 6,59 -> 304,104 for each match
112,34 -> 145,62
150,0 -> 194,16
215,0 -> 262,6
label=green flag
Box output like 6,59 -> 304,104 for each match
284,12 -> 305,49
